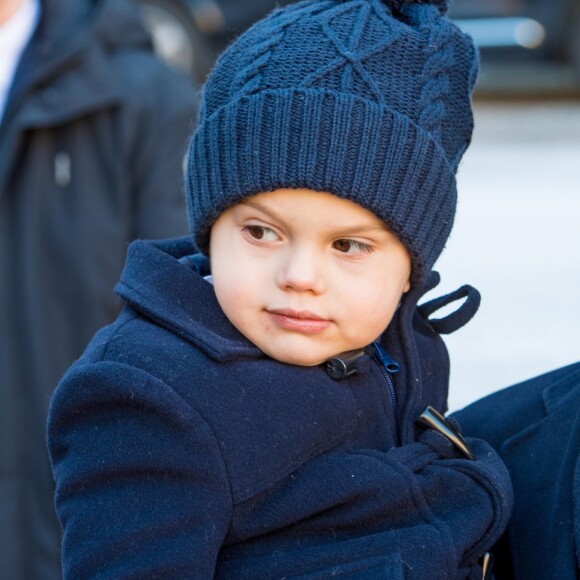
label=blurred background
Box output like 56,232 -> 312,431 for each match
433,100 -> 579,411
135,0 -> 580,95
135,0 -> 580,411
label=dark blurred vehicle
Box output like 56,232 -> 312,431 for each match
449,0 -> 580,95
136,0 -> 580,95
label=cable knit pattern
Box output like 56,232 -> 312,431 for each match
416,11 -> 454,140
187,0 -> 478,283
232,13 -> 286,96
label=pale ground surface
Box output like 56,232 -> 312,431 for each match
429,100 -> 580,412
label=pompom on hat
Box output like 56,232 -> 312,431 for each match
186,0 -> 478,284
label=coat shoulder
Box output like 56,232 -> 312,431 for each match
453,362 -> 580,449
62,307 -> 358,504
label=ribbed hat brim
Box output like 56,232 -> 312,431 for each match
187,88 -> 456,281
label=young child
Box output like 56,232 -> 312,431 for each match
48,0 -> 513,577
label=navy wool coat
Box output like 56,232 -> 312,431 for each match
48,238 -> 513,579
455,363 -> 580,579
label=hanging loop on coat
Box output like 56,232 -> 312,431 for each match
418,284 -> 481,335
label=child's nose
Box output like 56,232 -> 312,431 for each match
276,246 -> 326,294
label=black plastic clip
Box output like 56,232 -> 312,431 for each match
416,406 -> 475,460
326,349 -> 367,380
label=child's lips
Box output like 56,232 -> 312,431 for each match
266,309 -> 331,334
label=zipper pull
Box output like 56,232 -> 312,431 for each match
369,342 -> 400,441
370,342 -> 400,373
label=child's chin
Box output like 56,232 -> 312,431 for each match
265,348 -> 328,368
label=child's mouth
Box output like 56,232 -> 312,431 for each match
267,309 -> 331,334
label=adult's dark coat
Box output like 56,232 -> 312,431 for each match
48,238 -> 513,578
0,0 -> 197,577
454,363 -> 580,579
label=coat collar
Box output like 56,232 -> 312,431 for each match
115,238 -> 264,362
1,0 -> 148,128
543,364 -> 580,414
0,0 -> 147,194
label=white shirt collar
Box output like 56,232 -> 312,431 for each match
0,0 -> 41,121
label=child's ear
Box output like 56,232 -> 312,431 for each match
403,280 -> 411,293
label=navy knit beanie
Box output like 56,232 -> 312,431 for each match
186,0 -> 478,283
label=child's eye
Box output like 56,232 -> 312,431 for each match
243,225 -> 278,241
333,239 -> 374,255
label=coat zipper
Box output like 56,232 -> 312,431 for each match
371,341 -> 400,439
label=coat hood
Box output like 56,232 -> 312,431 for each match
115,237 -> 481,446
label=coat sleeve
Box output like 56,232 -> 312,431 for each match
119,54 -> 198,241
222,430 -> 513,578
373,429 -> 513,574
47,361 -> 232,579
407,429 -> 513,570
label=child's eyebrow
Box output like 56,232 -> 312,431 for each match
240,200 -> 282,223
336,224 -> 392,236
240,200 -> 392,236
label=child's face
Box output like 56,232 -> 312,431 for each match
209,188 -> 411,366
